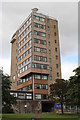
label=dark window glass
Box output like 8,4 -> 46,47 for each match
56,64 -> 58,68
48,42 -> 50,46
50,76 -> 52,80
57,72 -> 59,77
54,32 -> 56,36
56,55 -> 58,60
35,84 -> 41,89
49,58 -> 51,62
48,34 -> 50,38
49,50 -> 51,54
55,48 -> 57,52
55,40 -> 57,44
54,24 -> 56,28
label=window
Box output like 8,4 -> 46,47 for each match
34,38 -> 40,44
35,94 -> 41,99
25,65 -> 27,70
42,94 -> 48,99
49,58 -> 51,62
34,47 -> 40,52
54,24 -> 56,29
29,40 -> 31,45
49,50 -> 51,54
34,15 -> 39,20
18,43 -> 20,47
57,72 -> 59,77
55,40 -> 57,44
17,73 -> 20,77
55,48 -> 57,52
56,64 -> 58,68
48,26 -> 50,30
34,38 -> 46,45
40,17 -> 45,22
47,19 -> 49,23
34,23 -> 45,30
32,63 -> 49,70
13,75 -> 15,80
35,84 -> 41,89
42,75 -> 48,80
34,30 -> 46,37
27,63 -> 31,69
48,42 -> 50,46
35,74 -> 41,79
41,48 -> 47,53
50,67 -> 52,71
41,57 -> 47,62
23,78 -> 25,83
54,32 -> 56,36
40,32 -> 46,37
56,55 -> 58,60
50,76 -> 52,80
29,48 -> 31,53
48,34 -> 50,38
28,84 -> 32,90
34,56 -> 40,61
40,40 -> 46,45
42,84 -> 48,89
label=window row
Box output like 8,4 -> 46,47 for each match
19,84 -> 32,91
34,74 -> 48,80
48,48 -> 58,54
18,32 -> 31,47
48,32 -> 56,38
49,56 -> 58,63
18,17 -> 31,34
19,63 -> 31,74
48,40 -> 57,46
34,55 -> 47,62
34,38 -> 46,45
18,39 -> 31,54
49,64 -> 59,71
35,94 -> 48,100
32,63 -> 49,70
34,15 -> 45,22
47,24 -> 56,31
18,48 -> 32,62
18,24 -> 31,40
17,75 -> 32,85
35,84 -> 48,90
34,22 -> 45,30
34,30 -> 46,37
34,47 -> 47,53
17,56 -> 32,70
50,72 -> 59,80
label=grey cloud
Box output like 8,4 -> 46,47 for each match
1,2 -> 78,60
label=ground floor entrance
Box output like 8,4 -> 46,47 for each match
42,101 -> 54,112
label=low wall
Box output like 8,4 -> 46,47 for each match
12,100 -> 42,113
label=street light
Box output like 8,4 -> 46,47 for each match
24,104 -> 27,113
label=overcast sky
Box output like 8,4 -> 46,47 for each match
0,2 -> 78,79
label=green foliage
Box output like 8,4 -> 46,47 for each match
2,74 -> 16,113
67,66 -> 80,107
50,66 -> 80,114
50,79 -> 68,114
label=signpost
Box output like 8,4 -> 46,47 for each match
55,103 -> 61,113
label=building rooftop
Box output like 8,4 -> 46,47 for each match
11,8 -> 57,43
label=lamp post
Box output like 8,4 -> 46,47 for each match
24,104 -> 27,113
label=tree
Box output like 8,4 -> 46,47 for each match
67,66 -> 80,113
2,74 -> 16,113
50,79 -> 68,114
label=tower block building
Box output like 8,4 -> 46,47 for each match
11,8 -> 61,100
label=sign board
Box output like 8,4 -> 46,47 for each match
55,103 -> 61,109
